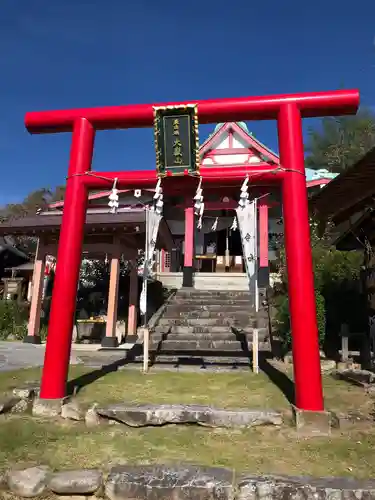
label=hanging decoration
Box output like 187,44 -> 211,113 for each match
139,278 -> 147,317
230,176 -> 249,229
230,217 -> 238,231
152,178 -> 164,216
211,217 -> 218,232
139,177 -> 164,318
194,176 -> 204,230
236,199 -> 258,306
232,175 -> 258,308
108,178 -> 119,214
239,176 -> 250,207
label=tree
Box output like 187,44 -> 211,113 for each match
274,217 -> 363,353
305,108 -> 375,173
0,185 -> 66,256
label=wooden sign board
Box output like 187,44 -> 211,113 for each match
153,104 -> 200,177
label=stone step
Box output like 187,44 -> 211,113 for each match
150,339 -> 260,351
157,317 -> 261,327
173,298 -> 253,305
163,310 -> 261,320
95,403 -> 282,427
153,325 -> 266,335
134,354 -> 253,366
149,339 -> 270,351
163,331 -> 267,341
177,288 -> 254,294
166,304 -> 263,313
157,320 -> 268,331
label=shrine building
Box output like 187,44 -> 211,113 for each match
44,121 -> 336,292
0,121 -> 337,345
43,121 -> 332,291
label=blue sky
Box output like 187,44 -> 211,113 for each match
1,0 -> 374,205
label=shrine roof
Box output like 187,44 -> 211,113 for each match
0,209 -> 147,236
332,209 -> 374,251
0,209 -> 174,250
0,238 -> 29,260
310,146 -> 375,225
201,121 -> 280,164
213,121 -> 249,134
305,168 -> 338,182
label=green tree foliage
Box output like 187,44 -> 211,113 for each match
0,185 -> 66,256
0,300 -> 29,340
275,290 -> 326,351
305,108 -> 375,173
274,218 -> 363,351
0,186 -> 65,220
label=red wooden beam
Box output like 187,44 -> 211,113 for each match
81,166 -> 284,190
202,162 -> 272,168
175,200 -> 278,210
206,148 -> 254,156
25,89 -> 359,134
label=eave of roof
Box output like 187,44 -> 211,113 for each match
333,208 -> 374,251
0,210 -> 147,236
310,146 -> 375,224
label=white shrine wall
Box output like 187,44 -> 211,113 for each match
201,130 -> 263,166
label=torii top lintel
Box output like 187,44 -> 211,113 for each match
25,89 -> 359,134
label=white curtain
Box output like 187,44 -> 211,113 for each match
235,200 -> 258,308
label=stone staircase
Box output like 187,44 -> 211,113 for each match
135,289 -> 271,369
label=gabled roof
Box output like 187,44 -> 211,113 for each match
200,122 -> 280,165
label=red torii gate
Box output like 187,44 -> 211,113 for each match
25,89 -> 359,412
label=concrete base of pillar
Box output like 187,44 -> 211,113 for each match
292,405 -> 331,437
258,266 -> 270,288
23,335 -> 42,345
101,336 -> 119,348
182,266 -> 194,287
32,397 -> 69,417
126,334 -> 138,343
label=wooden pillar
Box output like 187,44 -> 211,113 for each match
127,262 -> 138,341
24,240 -> 46,344
258,199 -> 270,288
183,207 -> 194,287
102,241 -> 121,348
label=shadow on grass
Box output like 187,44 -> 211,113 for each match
67,344 -> 143,397
259,354 -> 295,406
67,347 -> 295,408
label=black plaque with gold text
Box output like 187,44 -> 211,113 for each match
153,104 -> 199,177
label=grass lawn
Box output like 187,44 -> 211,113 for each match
0,364 -> 374,478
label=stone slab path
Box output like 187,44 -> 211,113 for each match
0,342 -> 83,372
0,342 -> 255,373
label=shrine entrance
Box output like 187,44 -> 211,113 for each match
194,216 -> 245,274
24,89 -> 359,413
